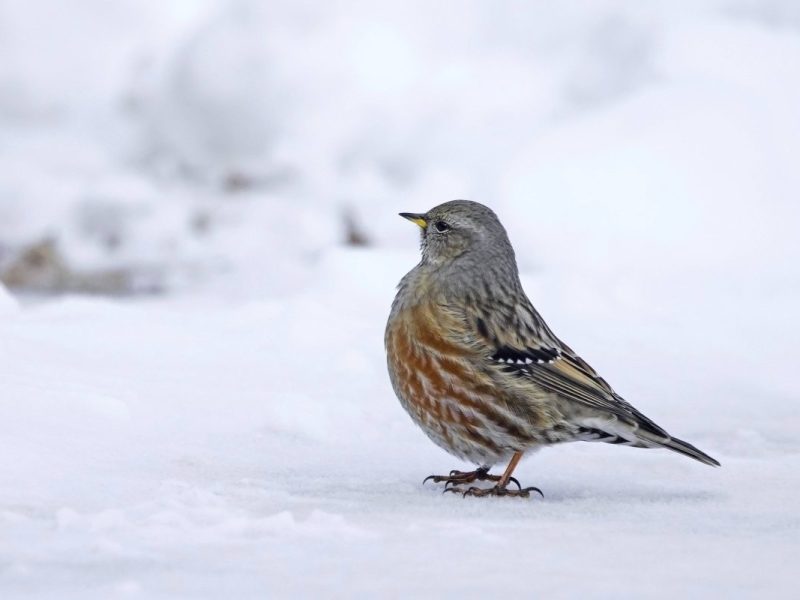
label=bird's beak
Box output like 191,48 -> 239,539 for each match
399,212 -> 428,229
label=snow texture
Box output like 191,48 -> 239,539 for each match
1,1 -> 799,598
0,282 -> 17,314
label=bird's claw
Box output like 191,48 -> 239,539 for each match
424,468 -> 521,488
423,471 -> 475,485
446,485 -> 544,499
446,476 -> 522,489
424,466 -> 540,498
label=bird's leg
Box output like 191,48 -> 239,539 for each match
448,452 -> 544,499
423,465 -> 521,490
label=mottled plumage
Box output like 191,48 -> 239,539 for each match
385,200 -> 719,497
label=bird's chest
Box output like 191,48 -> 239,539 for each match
385,304 -> 481,429
385,303 -> 524,463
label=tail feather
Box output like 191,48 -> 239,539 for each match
633,428 -> 721,467
658,435 -> 721,467
577,425 -> 721,467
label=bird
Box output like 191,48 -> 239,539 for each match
384,200 -> 719,498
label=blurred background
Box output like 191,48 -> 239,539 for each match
1,0 -> 798,299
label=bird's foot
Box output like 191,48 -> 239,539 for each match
423,467 -> 520,490
445,484 -> 544,499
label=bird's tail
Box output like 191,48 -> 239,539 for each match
577,423 -> 721,467
633,430 -> 721,467
657,435 -> 720,467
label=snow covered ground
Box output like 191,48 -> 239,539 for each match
2,0 -> 800,598
2,257 -> 799,599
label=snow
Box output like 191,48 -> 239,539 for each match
2,0 -> 800,598
0,282 -> 17,314
2,250 -> 799,598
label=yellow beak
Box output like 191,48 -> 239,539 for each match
399,212 -> 428,229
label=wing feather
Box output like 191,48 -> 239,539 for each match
460,292 -> 719,466
465,298 -> 668,438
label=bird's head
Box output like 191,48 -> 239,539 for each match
400,200 -> 515,269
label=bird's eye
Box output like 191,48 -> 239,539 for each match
434,221 -> 450,232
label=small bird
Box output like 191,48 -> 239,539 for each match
385,200 -> 719,498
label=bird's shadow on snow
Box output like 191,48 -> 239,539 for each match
538,483 -> 719,505
409,482 -> 719,505
315,477 -> 722,510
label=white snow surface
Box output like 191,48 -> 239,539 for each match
2,0 -> 800,598
0,282 -> 18,314
2,251 -> 799,598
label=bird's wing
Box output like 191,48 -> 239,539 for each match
463,297 -> 669,439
